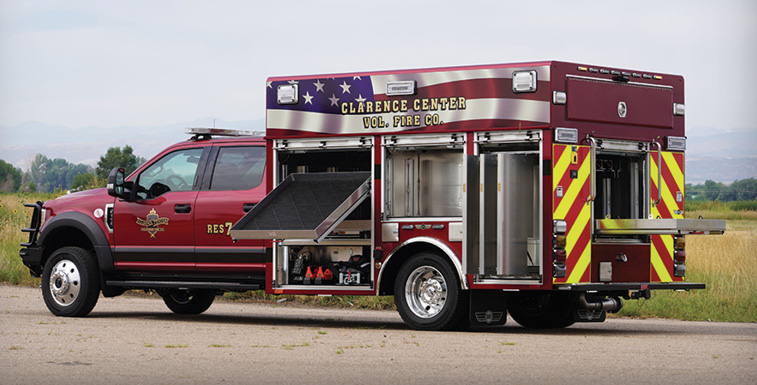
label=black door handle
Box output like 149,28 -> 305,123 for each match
174,204 -> 192,214
243,203 -> 256,213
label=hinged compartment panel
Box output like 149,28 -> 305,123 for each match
566,76 -> 673,128
231,172 -> 371,240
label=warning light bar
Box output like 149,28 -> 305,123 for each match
185,127 -> 262,138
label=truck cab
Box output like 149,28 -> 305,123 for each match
20,128 -> 267,316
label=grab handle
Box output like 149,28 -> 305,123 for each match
650,140 -> 662,206
586,135 -> 597,203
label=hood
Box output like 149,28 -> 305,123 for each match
44,188 -> 113,214
52,188 -> 109,201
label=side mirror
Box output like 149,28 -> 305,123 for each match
107,167 -> 126,199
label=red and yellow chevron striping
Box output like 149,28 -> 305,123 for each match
650,151 -> 685,282
553,144 -> 592,284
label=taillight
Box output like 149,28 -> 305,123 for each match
674,235 -> 686,277
553,220 -> 567,278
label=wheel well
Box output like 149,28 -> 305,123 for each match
41,227 -> 94,265
378,242 -> 460,296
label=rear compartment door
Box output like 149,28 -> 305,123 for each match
566,76 -> 674,128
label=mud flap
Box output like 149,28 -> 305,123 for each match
469,290 -> 508,326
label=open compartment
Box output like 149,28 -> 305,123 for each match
465,133 -> 543,283
230,138 -> 375,289
276,240 -> 372,287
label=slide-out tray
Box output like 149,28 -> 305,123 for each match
595,218 -> 726,235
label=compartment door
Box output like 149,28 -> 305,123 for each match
650,150 -> 685,283
552,144 -> 592,284
464,155 -> 479,275
230,172 -> 371,241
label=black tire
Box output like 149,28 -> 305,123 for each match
394,252 -> 468,331
41,246 -> 100,317
508,291 -> 576,329
161,289 -> 215,315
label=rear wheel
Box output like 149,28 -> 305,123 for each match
508,291 -> 575,329
41,246 -> 100,317
160,289 -> 215,315
394,252 -> 468,331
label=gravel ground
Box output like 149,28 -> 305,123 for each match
1,284 -> 755,384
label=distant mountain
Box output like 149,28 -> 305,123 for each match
0,118 -> 265,170
685,129 -> 757,184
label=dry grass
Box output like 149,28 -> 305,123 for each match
616,218 -> 757,322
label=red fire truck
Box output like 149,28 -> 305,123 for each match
22,61 -> 725,330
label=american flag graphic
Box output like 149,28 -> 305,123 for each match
266,65 -> 552,136
267,76 -> 375,115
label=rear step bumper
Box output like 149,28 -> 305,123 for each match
106,280 -> 261,291
555,282 -> 705,292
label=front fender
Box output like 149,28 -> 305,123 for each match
39,211 -> 115,274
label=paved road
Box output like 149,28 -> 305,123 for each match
1,284 -> 755,384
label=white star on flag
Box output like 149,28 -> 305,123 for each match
339,81 -> 351,94
267,81 -> 273,88
328,94 -> 340,106
314,79 -> 325,93
355,94 -> 366,103
303,91 -> 314,105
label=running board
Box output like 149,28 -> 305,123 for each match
106,280 -> 261,291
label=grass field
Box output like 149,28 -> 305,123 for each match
0,193 -> 63,284
2,192 -> 755,322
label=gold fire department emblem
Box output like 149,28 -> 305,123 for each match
136,209 -> 169,238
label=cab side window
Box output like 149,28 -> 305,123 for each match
136,148 -> 204,199
209,146 -> 265,191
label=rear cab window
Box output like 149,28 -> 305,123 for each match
209,146 -> 265,191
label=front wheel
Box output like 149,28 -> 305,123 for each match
394,252 -> 468,331
41,246 -> 100,317
160,289 -> 215,315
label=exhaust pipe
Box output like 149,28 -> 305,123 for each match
577,293 -> 623,313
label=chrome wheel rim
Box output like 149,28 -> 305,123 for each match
404,265 -> 447,319
49,259 -> 81,307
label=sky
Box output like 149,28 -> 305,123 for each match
0,0 -> 756,174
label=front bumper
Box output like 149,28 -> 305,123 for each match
19,246 -> 44,277
20,201 -> 45,277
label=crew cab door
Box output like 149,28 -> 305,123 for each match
113,147 -> 207,271
193,145 -> 267,273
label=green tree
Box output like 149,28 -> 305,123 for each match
71,172 -> 105,192
25,154 -> 91,193
18,181 -> 37,193
702,180 -> 724,201
96,145 -> 145,179
728,178 -> 757,201
0,159 -> 22,192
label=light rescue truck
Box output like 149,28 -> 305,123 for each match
21,61 -> 725,331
